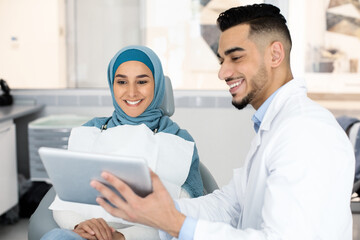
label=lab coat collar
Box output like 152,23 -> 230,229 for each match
259,78 -> 306,133
246,78 -> 306,171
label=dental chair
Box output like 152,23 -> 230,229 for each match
28,77 -> 219,240
336,116 -> 360,213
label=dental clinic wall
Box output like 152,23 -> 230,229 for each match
0,0 -> 67,88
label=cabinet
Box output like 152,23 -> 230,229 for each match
0,120 -> 18,215
28,115 -> 91,181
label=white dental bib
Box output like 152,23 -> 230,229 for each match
49,123 -> 194,224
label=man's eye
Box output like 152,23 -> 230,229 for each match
232,56 -> 241,61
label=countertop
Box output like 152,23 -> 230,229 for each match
0,105 -> 45,123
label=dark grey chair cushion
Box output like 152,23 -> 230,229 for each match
28,187 -> 58,240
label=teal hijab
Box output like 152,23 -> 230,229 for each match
84,45 -> 172,131
106,45 -> 164,130
83,45 -> 203,197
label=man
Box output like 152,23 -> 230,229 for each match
92,4 -> 355,239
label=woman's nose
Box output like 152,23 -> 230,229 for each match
127,84 -> 138,97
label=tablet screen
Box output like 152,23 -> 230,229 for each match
39,147 -> 152,205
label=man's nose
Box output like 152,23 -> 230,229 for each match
218,63 -> 233,81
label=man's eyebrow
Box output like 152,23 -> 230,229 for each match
224,47 -> 245,56
217,47 -> 245,59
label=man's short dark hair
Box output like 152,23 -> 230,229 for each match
217,4 -> 292,48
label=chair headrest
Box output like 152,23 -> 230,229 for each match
159,76 -> 175,117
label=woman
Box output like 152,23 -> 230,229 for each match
41,45 -> 203,240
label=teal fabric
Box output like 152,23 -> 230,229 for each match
103,45 -> 164,130
83,45 -> 203,197
113,48 -> 154,79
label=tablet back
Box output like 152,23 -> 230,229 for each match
38,147 -> 152,205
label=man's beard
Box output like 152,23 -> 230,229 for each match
232,91 -> 254,110
231,64 -> 268,110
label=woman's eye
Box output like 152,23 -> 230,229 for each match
138,80 -> 148,85
116,80 -> 126,85
232,56 -> 241,61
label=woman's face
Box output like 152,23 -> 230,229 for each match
113,61 -> 155,117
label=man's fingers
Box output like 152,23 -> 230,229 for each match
91,179 -> 128,210
91,172 -> 139,207
102,171 -> 139,201
149,170 -> 167,193
92,171 -> 165,224
96,195 -> 127,219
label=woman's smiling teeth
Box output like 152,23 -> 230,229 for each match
126,99 -> 142,105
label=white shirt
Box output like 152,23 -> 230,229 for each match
170,78 -> 355,240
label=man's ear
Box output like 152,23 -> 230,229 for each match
270,41 -> 284,67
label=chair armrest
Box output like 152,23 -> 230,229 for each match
353,180 -> 360,195
28,187 -> 59,240
199,162 -> 219,195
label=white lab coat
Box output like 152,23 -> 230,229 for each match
174,78 -> 355,240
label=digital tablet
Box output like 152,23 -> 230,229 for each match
38,147 -> 152,205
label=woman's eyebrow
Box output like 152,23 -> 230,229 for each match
136,74 -> 151,78
114,74 -> 150,78
115,74 -> 127,78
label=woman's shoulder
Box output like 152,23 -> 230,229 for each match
82,116 -> 112,127
158,116 -> 195,142
177,128 -> 195,142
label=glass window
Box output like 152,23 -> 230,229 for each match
66,0 -> 143,88
70,0 -> 243,90
4,0 -> 290,90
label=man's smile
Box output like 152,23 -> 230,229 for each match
227,78 -> 245,95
